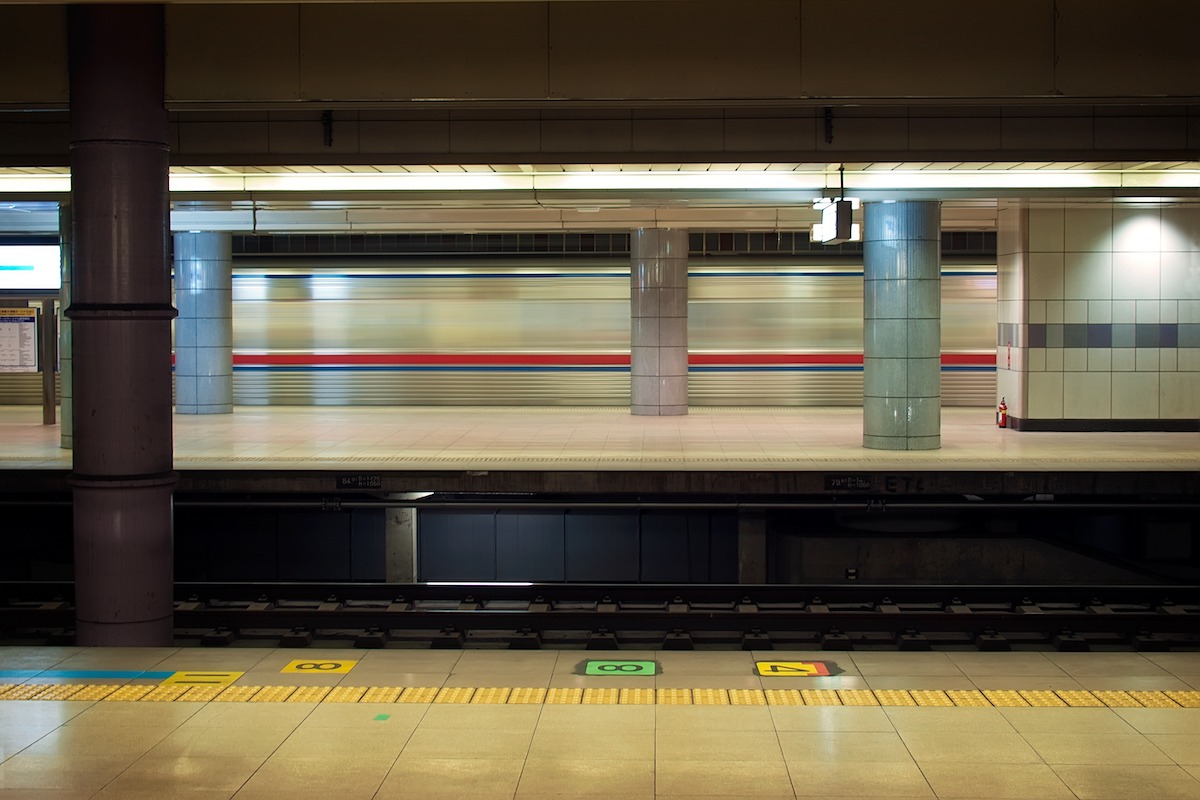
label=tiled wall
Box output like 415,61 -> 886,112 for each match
997,201 -> 1200,430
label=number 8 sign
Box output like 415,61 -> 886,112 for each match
582,660 -> 658,676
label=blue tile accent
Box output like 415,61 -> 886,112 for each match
1112,323 -> 1136,348
1136,323 -> 1160,348
1180,323 -> 1200,348
1046,324 -> 1064,348
1086,324 -> 1112,348
1028,323 -> 1047,347
1159,323 -> 1178,348
1063,323 -> 1087,348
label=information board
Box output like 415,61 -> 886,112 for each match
0,307 -> 36,373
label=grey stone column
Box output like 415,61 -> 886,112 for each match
631,228 -> 688,416
174,232 -> 233,414
67,5 -> 177,645
862,201 -> 942,450
385,507 -> 417,583
59,203 -> 72,449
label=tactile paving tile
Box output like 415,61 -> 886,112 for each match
655,688 -> 691,705
30,684 -> 86,701
582,688 -> 619,705
620,688 -> 656,705
1056,690 -> 1105,707
69,684 -> 120,702
434,687 -> 476,704
507,687 -> 546,704
836,690 -> 879,707
397,687 -> 439,704
1127,691 -> 1180,708
325,686 -> 368,703
0,684 -> 15,699
1091,691 -> 1142,708
728,689 -> 766,706
139,685 -> 192,702
212,685 -> 262,703
361,687 -> 404,704
1019,690 -> 1067,708
545,687 -> 583,705
876,690 -> 919,707
1165,691 -> 1200,708
909,690 -> 952,707
800,689 -> 841,706
692,688 -> 730,706
946,690 -> 991,708
104,685 -> 156,702
287,686 -> 331,703
982,690 -> 1029,707
764,689 -> 803,706
469,687 -> 510,705
0,684 -> 56,701
250,686 -> 297,703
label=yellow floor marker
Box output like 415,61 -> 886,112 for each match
692,688 -> 730,706
909,690 -> 952,707
250,686 -> 296,703
1165,691 -> 1200,708
655,688 -> 690,705
434,686 -> 476,704
801,689 -> 841,706
1128,691 -> 1180,708
545,687 -> 583,705
618,688 -> 655,705
507,687 -> 546,705
1,685 -> 56,701
1091,690 -> 1142,708
178,685 -> 226,702
982,690 -> 1029,707
1056,690 -> 1105,708
212,685 -> 262,703
31,684 -> 86,701
287,686 -> 331,703
104,685 -> 155,702
836,690 -> 879,707
397,687 -> 438,704
876,689 -> 919,707
162,671 -> 242,687
764,689 -> 803,706
470,687 -> 511,704
1019,690 -> 1067,708
0,685 -> 14,698
361,686 -> 404,703
325,686 -> 368,703
728,689 -> 767,706
70,685 -> 120,702
946,690 -> 990,708
139,685 -> 192,702
582,688 -> 619,705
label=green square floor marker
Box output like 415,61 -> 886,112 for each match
584,659 -> 657,676
373,714 -> 391,721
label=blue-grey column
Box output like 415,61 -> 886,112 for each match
631,228 -> 688,416
59,202 -> 72,449
67,5 -> 176,645
862,201 -> 942,450
174,232 -> 233,414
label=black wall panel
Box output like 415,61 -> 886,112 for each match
497,510 -> 565,581
565,511 -> 639,582
419,510 -> 497,582
350,509 -> 386,581
278,511 -> 351,581
710,513 -> 740,583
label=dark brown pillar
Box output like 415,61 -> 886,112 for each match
67,4 -> 176,646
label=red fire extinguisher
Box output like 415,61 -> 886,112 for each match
997,397 -> 1008,428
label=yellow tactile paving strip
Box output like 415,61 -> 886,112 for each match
0,684 -> 1196,708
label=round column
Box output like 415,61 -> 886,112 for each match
862,201 -> 942,450
67,5 -> 176,645
174,232 -> 233,414
631,228 -> 688,416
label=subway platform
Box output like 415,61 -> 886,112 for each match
1,646 -> 1200,799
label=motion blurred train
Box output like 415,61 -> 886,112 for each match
227,257 -> 996,406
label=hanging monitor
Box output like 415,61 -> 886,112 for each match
0,244 -> 61,292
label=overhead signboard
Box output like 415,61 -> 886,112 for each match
0,244 -> 61,292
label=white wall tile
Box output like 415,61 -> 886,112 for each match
996,369 -> 1023,417
1064,206 -> 1113,252
1112,372 -> 1159,419
1028,347 -> 1046,371
1136,299 -> 1161,323
1112,348 -> 1136,371
1064,300 -> 1088,323
1028,372 -> 1064,418
1159,251 -> 1199,300
996,252 -> 1025,303
1027,300 -> 1046,324
1160,300 -> 1179,323
1064,372 -> 1111,419
1181,300 -> 1200,324
1160,349 -> 1178,371
1046,301 -> 1065,323
1136,348 -> 1160,371
1028,206 -> 1064,252
1113,207 -> 1162,252
1046,348 -> 1064,371
1160,206 -> 1199,252
1088,348 -> 1112,371
1088,300 -> 1112,323
1112,252 -> 1161,300
1028,252 -> 1064,299
1160,373 -> 1200,418
1063,348 -> 1087,371
1063,251 -> 1112,300
1111,299 -> 1137,323
1179,348 -> 1200,371
996,299 -> 1019,325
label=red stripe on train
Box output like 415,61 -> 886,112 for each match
229,353 -> 997,367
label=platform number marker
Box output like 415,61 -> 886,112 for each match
582,660 -> 658,676
755,661 -> 838,677
281,659 -> 358,674
162,671 -> 243,686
